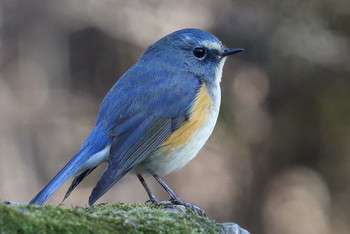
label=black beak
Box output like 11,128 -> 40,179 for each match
221,48 -> 245,57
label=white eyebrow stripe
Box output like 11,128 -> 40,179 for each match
201,40 -> 222,51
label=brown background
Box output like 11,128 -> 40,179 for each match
1,0 -> 350,233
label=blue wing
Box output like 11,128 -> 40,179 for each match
89,116 -> 171,205
95,64 -> 200,130
88,65 -> 201,205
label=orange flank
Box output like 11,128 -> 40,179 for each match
162,83 -> 213,151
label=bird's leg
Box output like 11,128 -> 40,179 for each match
137,174 -> 175,206
152,174 -> 206,216
137,174 -> 157,201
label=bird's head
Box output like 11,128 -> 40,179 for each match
139,28 -> 244,84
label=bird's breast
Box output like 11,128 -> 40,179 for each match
136,82 -> 221,175
162,83 -> 214,151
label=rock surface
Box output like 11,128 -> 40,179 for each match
0,201 -> 249,234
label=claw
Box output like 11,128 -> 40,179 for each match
169,198 -> 206,217
145,198 -> 159,205
145,198 -> 172,206
143,174 -> 207,216
145,197 -> 206,217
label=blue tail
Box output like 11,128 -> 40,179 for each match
29,148 -> 91,205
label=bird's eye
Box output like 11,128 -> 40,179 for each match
193,47 -> 207,59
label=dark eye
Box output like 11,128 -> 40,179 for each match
193,47 -> 207,59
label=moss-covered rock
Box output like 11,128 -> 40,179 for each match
0,202 -> 227,233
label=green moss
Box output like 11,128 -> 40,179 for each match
0,203 -> 222,233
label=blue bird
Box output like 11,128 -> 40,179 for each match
29,28 -> 243,215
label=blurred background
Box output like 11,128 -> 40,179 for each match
0,0 -> 349,233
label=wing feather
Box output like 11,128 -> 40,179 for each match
89,117 -> 172,205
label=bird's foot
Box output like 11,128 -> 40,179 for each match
146,197 -> 206,217
145,198 -> 173,206
168,198 -> 206,217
